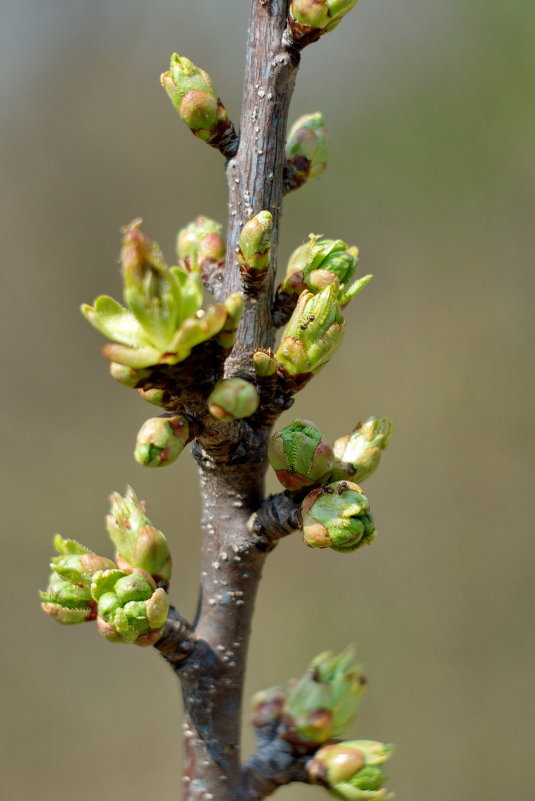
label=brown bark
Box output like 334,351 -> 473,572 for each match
155,2 -> 308,799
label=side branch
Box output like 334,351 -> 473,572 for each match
247,491 -> 302,547
154,605 -> 196,667
239,739 -> 313,801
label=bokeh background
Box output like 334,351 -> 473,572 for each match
1,1 -> 534,799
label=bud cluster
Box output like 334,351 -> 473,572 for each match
40,488 -> 172,645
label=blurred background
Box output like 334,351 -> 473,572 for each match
1,1 -> 534,799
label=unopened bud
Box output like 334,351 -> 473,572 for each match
134,414 -> 190,468
269,419 -> 334,490
285,112 -> 328,191
215,293 -> 244,349
109,362 -> 151,388
161,54 -> 235,147
253,349 -> 278,377
208,378 -> 259,422
290,0 -> 359,33
251,686 -> 287,728
177,216 -> 226,281
301,481 -> 376,552
137,387 -> 174,407
332,417 -> 392,483
238,211 -> 273,289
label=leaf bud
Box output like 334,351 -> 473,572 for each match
238,211 -> 273,289
40,535 -> 115,625
134,414 -> 190,468
106,486 -> 172,587
332,418 -> 392,483
276,284 -> 345,378
282,647 -> 365,746
207,378 -> 259,422
309,740 -> 394,800
269,419 -> 334,490
251,686 -> 287,728
301,481 -> 376,552
161,54 -> 235,147
91,568 -> 169,646
285,112 -> 328,191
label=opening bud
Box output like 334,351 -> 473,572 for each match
207,378 -> 259,422
276,284 -> 345,378
332,417 -> 393,483
134,414 -> 190,468
281,646 -> 365,746
40,535 -> 115,625
301,480 -> 376,552
310,740 -> 394,800
106,486 -> 172,587
269,419 -> 334,490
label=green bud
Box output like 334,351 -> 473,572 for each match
332,418 -> 392,483
106,486 -> 172,586
40,535 -> 115,625
238,211 -> 273,289
137,387 -> 174,407
310,740 -> 394,801
109,362 -> 151,388
91,568 -> 169,646
290,0 -> 359,32
276,284 -> 345,377
286,112 -> 328,189
177,216 -> 226,285
253,349 -> 278,378
207,378 -> 259,422
134,414 -> 190,468
161,54 -> 233,146
251,686 -> 287,728
280,235 -> 371,307
269,419 -> 334,490
215,293 -> 244,349
282,647 -> 365,746
301,481 -> 376,552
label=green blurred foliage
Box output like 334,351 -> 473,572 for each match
1,1 -> 534,800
